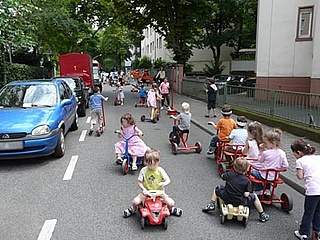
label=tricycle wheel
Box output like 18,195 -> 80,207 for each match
140,217 -> 146,229
169,132 -> 174,143
122,159 -> 129,175
280,193 -> 293,212
172,143 -> 178,155
220,214 -> 225,224
114,101 -> 117,106
195,141 -> 202,153
162,217 -> 168,230
243,216 -> 249,227
218,163 -> 227,177
141,115 -> 146,122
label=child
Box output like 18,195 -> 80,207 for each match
202,157 -> 270,223
147,83 -> 161,121
250,128 -> 289,193
89,86 -> 108,137
123,148 -> 182,217
170,102 -> 191,137
115,82 -> 124,105
205,78 -> 217,118
159,77 -> 170,110
242,121 -> 264,167
115,113 -> 149,170
207,104 -> 237,155
291,139 -> 320,240
138,85 -> 147,104
224,116 -> 248,162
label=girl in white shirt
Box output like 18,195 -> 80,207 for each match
291,139 -> 320,240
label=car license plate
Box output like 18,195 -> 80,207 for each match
0,141 -> 23,150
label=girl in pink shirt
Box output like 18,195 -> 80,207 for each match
291,139 -> 320,240
159,77 -> 170,110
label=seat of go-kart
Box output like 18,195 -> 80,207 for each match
178,129 -> 189,134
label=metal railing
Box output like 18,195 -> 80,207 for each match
181,78 -> 320,129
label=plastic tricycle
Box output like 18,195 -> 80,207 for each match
135,97 -> 147,108
247,163 -> 293,212
139,190 -> 170,230
217,197 -> 250,226
114,130 -> 143,175
168,118 -> 202,155
141,108 -> 160,123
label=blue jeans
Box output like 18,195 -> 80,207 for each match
299,195 -> 320,237
209,135 -> 219,150
250,169 -> 270,191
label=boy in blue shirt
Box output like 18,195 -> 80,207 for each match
138,85 -> 147,104
89,87 -> 108,136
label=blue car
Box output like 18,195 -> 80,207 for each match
0,79 -> 78,160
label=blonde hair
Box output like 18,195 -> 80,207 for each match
181,102 -> 190,113
144,149 -> 160,165
263,128 -> 282,146
233,157 -> 249,174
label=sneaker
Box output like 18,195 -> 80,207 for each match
123,207 -> 135,218
132,163 -> 138,171
88,129 -> 93,136
294,230 -> 307,240
213,114 -> 217,118
116,157 -> 123,165
315,232 -> 320,240
202,202 -> 215,212
171,207 -> 183,217
96,130 -> 101,137
259,212 -> 270,223
207,149 -> 214,155
205,115 -> 210,118
161,106 -> 164,110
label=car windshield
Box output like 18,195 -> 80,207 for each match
0,84 -> 57,108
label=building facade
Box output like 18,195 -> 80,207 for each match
256,0 -> 320,93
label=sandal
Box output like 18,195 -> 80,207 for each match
171,207 -> 183,217
123,207 -> 135,218
116,157 -> 123,165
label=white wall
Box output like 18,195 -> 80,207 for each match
257,0 -> 316,77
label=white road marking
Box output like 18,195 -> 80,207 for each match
79,130 -> 87,142
63,155 -> 78,181
86,116 -> 91,123
37,219 -> 57,240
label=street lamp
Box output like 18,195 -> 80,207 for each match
93,54 -> 102,60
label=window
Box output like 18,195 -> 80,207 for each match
296,6 -> 313,41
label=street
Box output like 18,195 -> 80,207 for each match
0,84 -> 306,240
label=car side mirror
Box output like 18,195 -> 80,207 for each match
61,99 -> 72,106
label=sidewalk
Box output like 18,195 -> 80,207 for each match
171,93 -> 320,195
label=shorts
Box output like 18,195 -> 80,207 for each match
91,109 -> 102,126
136,192 -> 169,203
207,100 -> 216,110
215,186 -> 256,207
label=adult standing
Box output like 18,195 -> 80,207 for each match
155,67 -> 166,85
159,77 -> 170,110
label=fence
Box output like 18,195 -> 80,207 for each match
181,77 -> 320,129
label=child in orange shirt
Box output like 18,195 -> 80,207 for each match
207,105 -> 237,154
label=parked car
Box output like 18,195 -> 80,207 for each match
54,76 -> 89,117
241,77 -> 256,87
227,75 -> 246,86
214,74 -> 233,90
0,79 -> 78,160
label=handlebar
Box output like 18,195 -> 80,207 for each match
143,190 -> 165,201
114,129 -> 142,140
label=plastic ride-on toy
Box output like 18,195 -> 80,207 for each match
218,143 -> 245,176
141,108 -> 160,123
217,197 -> 250,226
247,163 -> 293,212
114,130 -> 143,175
139,190 -> 170,230
135,97 -> 148,108
168,118 -> 202,155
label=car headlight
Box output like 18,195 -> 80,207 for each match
32,125 -> 51,136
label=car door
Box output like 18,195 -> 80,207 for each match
59,82 -> 75,131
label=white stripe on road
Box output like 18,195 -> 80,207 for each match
63,155 -> 78,181
37,219 -> 57,240
86,116 -> 91,123
79,130 -> 87,142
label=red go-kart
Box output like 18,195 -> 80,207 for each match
139,190 -> 170,230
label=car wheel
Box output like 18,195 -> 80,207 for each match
53,128 -> 65,158
70,113 -> 79,131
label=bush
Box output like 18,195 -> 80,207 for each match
138,56 -> 152,69
202,60 -> 225,77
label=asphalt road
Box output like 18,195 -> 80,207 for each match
0,84 -> 307,240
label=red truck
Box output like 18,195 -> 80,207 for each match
59,53 -> 94,93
